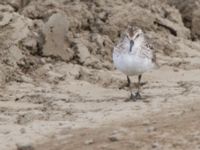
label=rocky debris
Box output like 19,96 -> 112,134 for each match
22,35 -> 38,53
21,0 -> 57,19
8,14 -> 33,44
1,0 -> 31,11
73,42 -> 91,64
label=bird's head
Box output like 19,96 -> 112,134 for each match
125,26 -> 144,52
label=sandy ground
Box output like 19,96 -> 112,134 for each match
38,101 -> 200,150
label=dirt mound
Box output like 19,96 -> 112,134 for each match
0,0 -> 192,83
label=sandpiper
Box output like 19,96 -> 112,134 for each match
113,26 -> 157,101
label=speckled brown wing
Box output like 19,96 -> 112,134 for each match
147,42 -> 156,63
144,41 -> 159,68
139,38 -> 157,65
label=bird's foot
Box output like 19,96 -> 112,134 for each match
135,91 -> 142,99
125,92 -> 142,102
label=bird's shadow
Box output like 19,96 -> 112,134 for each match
124,94 -> 152,103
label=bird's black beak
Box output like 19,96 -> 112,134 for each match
129,40 -> 134,52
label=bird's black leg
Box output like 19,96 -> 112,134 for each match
127,76 -> 131,87
125,76 -> 137,102
119,76 -> 131,89
135,74 -> 142,99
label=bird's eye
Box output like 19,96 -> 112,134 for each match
124,34 -> 130,41
135,34 -> 140,39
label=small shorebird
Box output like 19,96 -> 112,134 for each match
113,26 -> 157,101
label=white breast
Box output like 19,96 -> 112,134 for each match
113,52 -> 154,76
